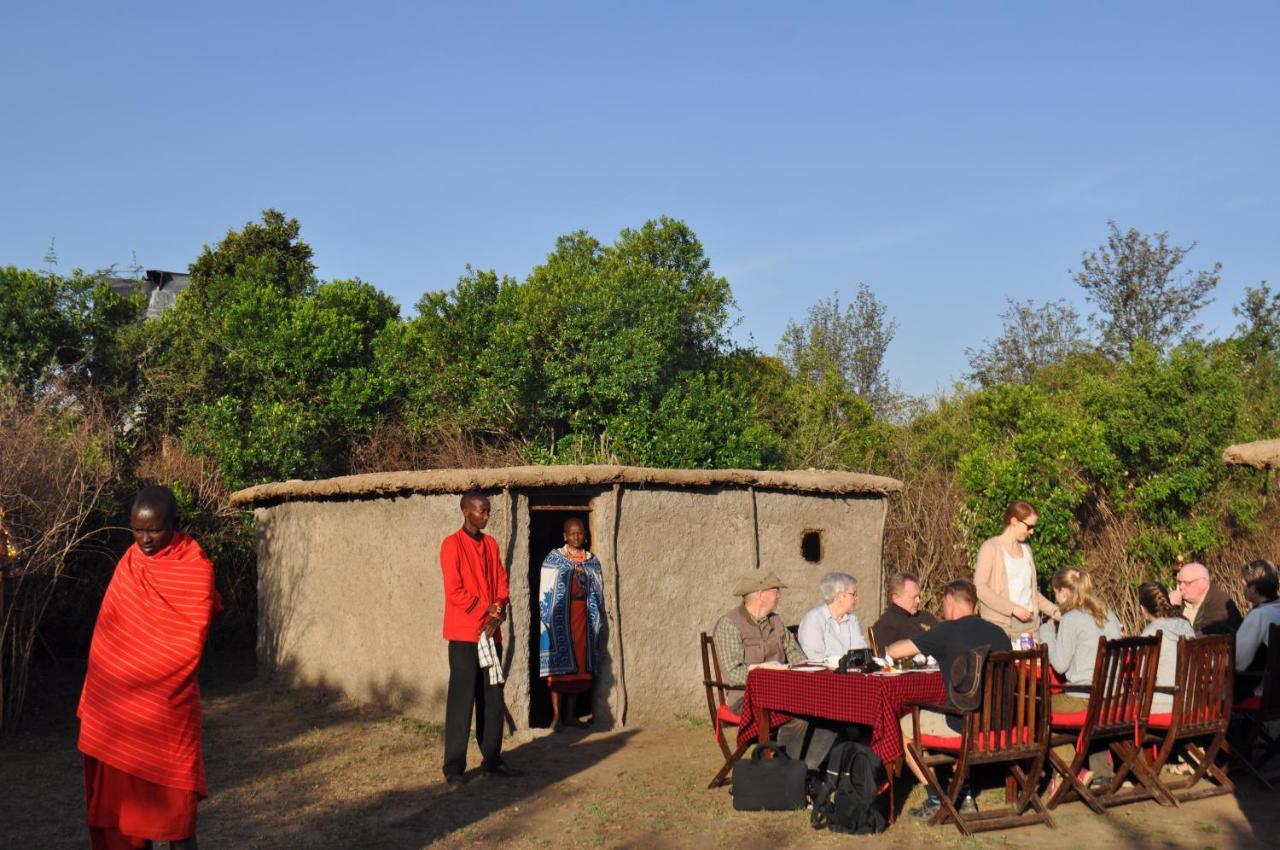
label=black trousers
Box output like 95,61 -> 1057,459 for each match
443,640 -> 506,777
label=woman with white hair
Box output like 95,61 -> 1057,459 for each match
797,571 -> 868,659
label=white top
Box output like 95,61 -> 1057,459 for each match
797,603 -> 868,660
1002,544 -> 1035,610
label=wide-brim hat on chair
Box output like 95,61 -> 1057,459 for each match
733,570 -> 787,597
949,644 -> 992,711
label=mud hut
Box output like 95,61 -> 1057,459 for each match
1223,439 -> 1280,470
229,465 -> 902,731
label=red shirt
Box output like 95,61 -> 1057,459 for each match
440,528 -> 509,642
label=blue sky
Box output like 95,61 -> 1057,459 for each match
3,3 -> 1276,395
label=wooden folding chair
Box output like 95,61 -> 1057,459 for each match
1046,634 -> 1176,812
1232,622 -> 1280,789
700,632 -> 750,789
1143,635 -> 1235,801
905,646 -> 1056,836
867,626 -> 881,658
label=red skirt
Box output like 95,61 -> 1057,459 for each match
548,598 -> 592,694
84,755 -> 199,848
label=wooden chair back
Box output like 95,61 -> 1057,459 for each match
906,645 -> 1056,834
1144,634 -> 1235,802
700,631 -> 750,789
700,632 -> 739,722
1082,634 -> 1161,739
866,626 -> 881,657
1168,634 -> 1233,735
962,646 -> 1053,764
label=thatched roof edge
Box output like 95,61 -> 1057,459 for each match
1222,439 -> 1280,470
228,464 -> 903,507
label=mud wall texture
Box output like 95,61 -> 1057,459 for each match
255,491 -> 523,723
609,487 -> 887,725
255,485 -> 887,729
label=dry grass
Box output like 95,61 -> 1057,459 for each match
0,391 -> 119,730
350,419 -> 529,474
2,658 -> 1275,849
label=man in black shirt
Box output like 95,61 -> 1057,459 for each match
886,578 -> 1011,820
870,571 -> 939,649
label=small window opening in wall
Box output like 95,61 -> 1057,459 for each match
801,529 -> 823,564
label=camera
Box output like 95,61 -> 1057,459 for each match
835,648 -> 873,674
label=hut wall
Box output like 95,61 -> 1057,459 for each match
610,487 -> 887,725
254,485 -> 888,729
255,492 -> 520,721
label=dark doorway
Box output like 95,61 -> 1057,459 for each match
527,499 -> 594,729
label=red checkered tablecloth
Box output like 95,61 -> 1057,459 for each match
737,667 -> 947,765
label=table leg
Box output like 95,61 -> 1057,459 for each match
758,707 -> 772,743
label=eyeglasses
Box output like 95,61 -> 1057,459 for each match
1018,518 -> 1037,531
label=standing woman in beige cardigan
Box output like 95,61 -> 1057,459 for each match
973,501 -> 1060,638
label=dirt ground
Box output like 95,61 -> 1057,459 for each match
3,656 -> 1278,849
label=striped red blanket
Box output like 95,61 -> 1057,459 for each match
77,532 -> 220,796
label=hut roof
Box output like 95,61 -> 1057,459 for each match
1222,439 -> 1280,470
228,464 -> 904,508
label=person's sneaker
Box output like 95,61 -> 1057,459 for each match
908,797 -> 941,820
959,794 -> 978,813
444,774 -> 466,789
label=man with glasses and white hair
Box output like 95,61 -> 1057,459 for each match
797,572 -> 868,660
1169,561 -> 1242,637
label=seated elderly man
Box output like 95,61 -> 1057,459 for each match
798,571 -> 868,660
870,570 -> 939,649
1170,562 -> 1243,636
886,578 -> 1011,820
712,570 -> 837,769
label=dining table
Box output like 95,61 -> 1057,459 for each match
736,665 -> 947,767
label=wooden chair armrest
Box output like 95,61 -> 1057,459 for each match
1049,683 -> 1091,694
703,679 -> 745,691
1152,686 -> 1176,695
911,701 -> 964,716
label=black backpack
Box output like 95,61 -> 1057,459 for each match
809,741 -> 888,835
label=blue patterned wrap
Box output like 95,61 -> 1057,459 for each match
538,549 -> 604,678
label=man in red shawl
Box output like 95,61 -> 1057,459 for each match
78,485 -> 221,849
440,491 -> 522,786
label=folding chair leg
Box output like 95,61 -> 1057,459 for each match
926,764 -> 972,836
1010,762 -> 1056,828
1111,741 -> 1178,807
708,739 -> 752,789
1223,736 -> 1275,791
908,742 -> 972,836
1047,749 -> 1106,814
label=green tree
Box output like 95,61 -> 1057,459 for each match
779,285 -> 898,416
139,213 -> 400,488
965,298 -> 1089,387
957,383 -> 1116,578
391,217 -> 747,467
1074,221 -> 1219,357
0,266 -> 144,397
1234,282 -> 1280,353
1080,342 -> 1243,565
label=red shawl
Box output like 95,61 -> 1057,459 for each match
78,532 -> 221,796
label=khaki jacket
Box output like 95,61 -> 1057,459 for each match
973,536 -> 1059,635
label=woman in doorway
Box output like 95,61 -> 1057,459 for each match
539,517 -> 605,732
974,500 -> 1060,639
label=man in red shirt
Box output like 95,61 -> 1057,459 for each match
441,491 -> 522,785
